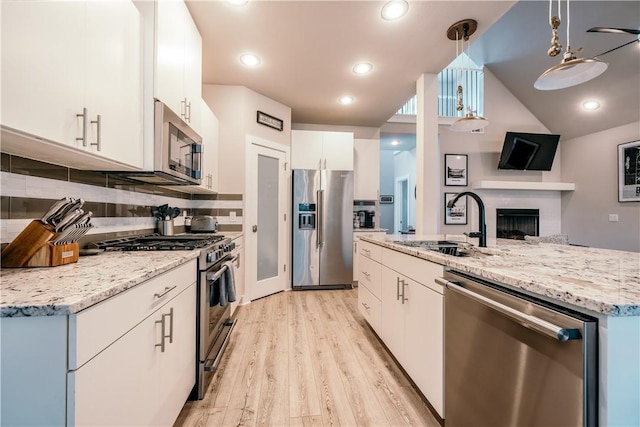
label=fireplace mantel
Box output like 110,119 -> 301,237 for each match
472,180 -> 575,191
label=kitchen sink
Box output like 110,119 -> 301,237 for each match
393,240 -> 464,256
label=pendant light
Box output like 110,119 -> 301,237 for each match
447,19 -> 489,132
534,0 -> 608,90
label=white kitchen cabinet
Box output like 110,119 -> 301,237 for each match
1,0 -> 143,170
356,243 -> 444,419
155,0 -> 202,130
354,138 -> 380,200
185,99 -> 219,194
0,260 -> 196,426
291,130 -> 353,170
69,282 -> 196,426
353,231 -> 386,282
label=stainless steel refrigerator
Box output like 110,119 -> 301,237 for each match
293,169 -> 353,288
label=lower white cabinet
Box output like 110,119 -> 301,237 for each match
359,242 -> 445,419
353,231 -> 386,282
68,283 -> 195,426
0,260 -> 196,426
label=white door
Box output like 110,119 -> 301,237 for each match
246,139 -> 288,301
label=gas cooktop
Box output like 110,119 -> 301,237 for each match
91,234 -> 225,251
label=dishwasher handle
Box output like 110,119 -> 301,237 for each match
437,278 -> 582,342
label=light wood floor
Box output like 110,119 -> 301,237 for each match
174,288 -> 440,427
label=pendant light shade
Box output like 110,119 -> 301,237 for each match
535,0 -> 608,90
534,55 -> 608,90
450,109 -> 489,132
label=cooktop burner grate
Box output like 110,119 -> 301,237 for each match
91,233 -> 225,251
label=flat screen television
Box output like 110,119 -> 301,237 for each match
497,132 -> 560,171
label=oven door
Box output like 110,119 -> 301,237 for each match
202,259 -> 235,367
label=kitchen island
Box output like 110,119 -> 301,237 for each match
358,233 -> 640,427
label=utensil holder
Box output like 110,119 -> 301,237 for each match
157,220 -> 174,236
1,220 -> 79,267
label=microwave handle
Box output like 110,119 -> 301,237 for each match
191,143 -> 203,179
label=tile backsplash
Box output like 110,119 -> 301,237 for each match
0,153 -> 243,246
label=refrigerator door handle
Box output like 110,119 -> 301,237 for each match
317,189 -> 324,246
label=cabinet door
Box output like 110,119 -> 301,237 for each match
198,100 -> 219,193
1,1 -> 85,148
354,138 -> 380,200
153,284 -> 197,426
380,266 -> 404,360
183,7 -> 202,129
403,279 -> 444,417
155,0 -> 186,118
85,0 -> 143,168
322,131 -> 353,170
291,130 -> 323,169
68,306 -> 161,426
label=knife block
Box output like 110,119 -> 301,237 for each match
1,220 -> 79,267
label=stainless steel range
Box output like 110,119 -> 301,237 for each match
92,233 -> 238,400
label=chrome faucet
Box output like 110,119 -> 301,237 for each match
447,191 -> 487,247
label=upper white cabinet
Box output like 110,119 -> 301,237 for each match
189,99 -> 219,194
155,0 -> 202,130
1,0 -> 143,169
354,138 -> 380,200
291,130 -> 353,170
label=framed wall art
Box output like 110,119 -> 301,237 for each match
444,154 -> 468,186
444,192 -> 467,225
618,140 -> 640,202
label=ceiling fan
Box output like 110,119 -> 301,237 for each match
587,26 -> 640,58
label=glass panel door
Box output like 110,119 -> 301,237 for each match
257,154 -> 279,281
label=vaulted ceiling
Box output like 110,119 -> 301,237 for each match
187,1 -> 639,141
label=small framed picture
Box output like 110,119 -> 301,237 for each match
445,154 -> 468,186
618,140 -> 640,202
445,192 -> 467,225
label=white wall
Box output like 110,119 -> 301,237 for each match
202,85 -> 291,194
437,67 -> 563,238
561,121 -> 640,252
394,149 -> 417,232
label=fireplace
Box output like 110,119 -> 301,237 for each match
496,209 -> 539,240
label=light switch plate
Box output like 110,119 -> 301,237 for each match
608,214 -> 619,222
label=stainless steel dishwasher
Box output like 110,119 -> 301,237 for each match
437,270 -> 598,427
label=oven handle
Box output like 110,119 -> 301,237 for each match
206,264 -> 229,282
204,318 -> 237,372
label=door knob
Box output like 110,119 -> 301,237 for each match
252,225 -> 258,232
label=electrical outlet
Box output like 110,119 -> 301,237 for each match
608,214 -> 619,222
229,211 -> 237,222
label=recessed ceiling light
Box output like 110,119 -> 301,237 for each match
240,53 -> 260,67
582,100 -> 600,110
391,140 -> 399,146
225,0 -> 248,6
339,96 -> 354,105
353,62 -> 373,75
381,0 -> 409,21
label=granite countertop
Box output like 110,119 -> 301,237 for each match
354,228 -> 388,233
0,250 -> 199,318
359,234 -> 640,317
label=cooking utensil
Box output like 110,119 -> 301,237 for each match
170,207 -> 181,219
190,215 -> 217,232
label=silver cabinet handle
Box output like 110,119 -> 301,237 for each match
323,158 -> 327,169
361,271 -> 371,280
401,280 -> 408,304
362,248 -> 371,256
154,307 -> 174,352
76,107 -> 88,146
396,277 -> 401,301
154,285 -> 177,298
186,100 -> 192,122
181,97 -> 187,119
361,302 -> 370,310
90,114 -> 101,151
444,280 -> 581,342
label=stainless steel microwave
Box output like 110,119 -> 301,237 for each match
110,100 -> 202,185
